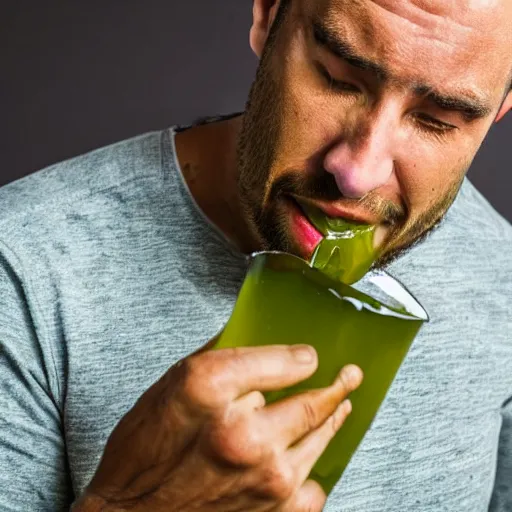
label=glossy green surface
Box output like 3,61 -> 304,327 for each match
214,254 -> 425,494
301,203 -> 377,285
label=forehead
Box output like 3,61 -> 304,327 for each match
304,0 -> 512,99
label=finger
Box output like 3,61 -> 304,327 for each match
281,479 -> 326,512
261,365 -> 362,448
235,390 -> 266,411
189,344 -> 318,404
286,398 -> 353,485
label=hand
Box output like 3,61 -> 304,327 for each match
73,344 -> 363,512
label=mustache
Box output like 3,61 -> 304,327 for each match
268,170 -> 407,225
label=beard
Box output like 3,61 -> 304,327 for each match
235,20 -> 466,270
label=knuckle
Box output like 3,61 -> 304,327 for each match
301,398 -> 320,432
180,357 -> 209,404
204,412 -> 263,467
222,347 -> 251,376
179,353 -> 225,408
257,456 -> 295,501
179,348 -> 251,408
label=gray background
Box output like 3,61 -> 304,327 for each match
1,1 -> 511,222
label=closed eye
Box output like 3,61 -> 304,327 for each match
414,113 -> 458,133
316,63 -> 360,94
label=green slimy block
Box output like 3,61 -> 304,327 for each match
300,203 -> 377,285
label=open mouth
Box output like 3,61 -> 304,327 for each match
286,195 -> 387,258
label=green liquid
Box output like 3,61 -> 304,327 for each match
214,254 -> 425,494
300,203 -> 377,285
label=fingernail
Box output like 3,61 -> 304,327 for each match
340,365 -> 363,387
291,345 -> 316,364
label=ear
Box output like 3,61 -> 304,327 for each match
495,90 -> 512,123
250,0 -> 282,58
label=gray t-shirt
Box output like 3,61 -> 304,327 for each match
0,128 -> 511,512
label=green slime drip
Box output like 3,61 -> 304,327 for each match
302,203 -> 377,285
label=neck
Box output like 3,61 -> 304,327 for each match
175,115 -> 258,254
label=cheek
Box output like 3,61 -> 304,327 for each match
277,88 -> 330,165
271,35 -> 342,171
397,142 -> 472,216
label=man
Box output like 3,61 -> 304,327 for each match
1,0 -> 511,510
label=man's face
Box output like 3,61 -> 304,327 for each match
236,0 -> 512,266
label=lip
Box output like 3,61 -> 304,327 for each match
286,198 -> 324,258
292,195 -> 381,225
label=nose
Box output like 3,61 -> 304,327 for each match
324,110 -> 395,199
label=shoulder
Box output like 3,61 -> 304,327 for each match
0,129 -> 170,234
0,128 -> 179,365
387,177 -> 512,292
416,177 -> 512,263
447,178 -> 512,243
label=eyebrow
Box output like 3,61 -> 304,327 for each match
312,19 -> 493,121
312,20 -> 388,80
414,85 -> 493,121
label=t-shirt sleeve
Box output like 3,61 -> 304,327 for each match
489,398 -> 512,512
0,253 -> 71,511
